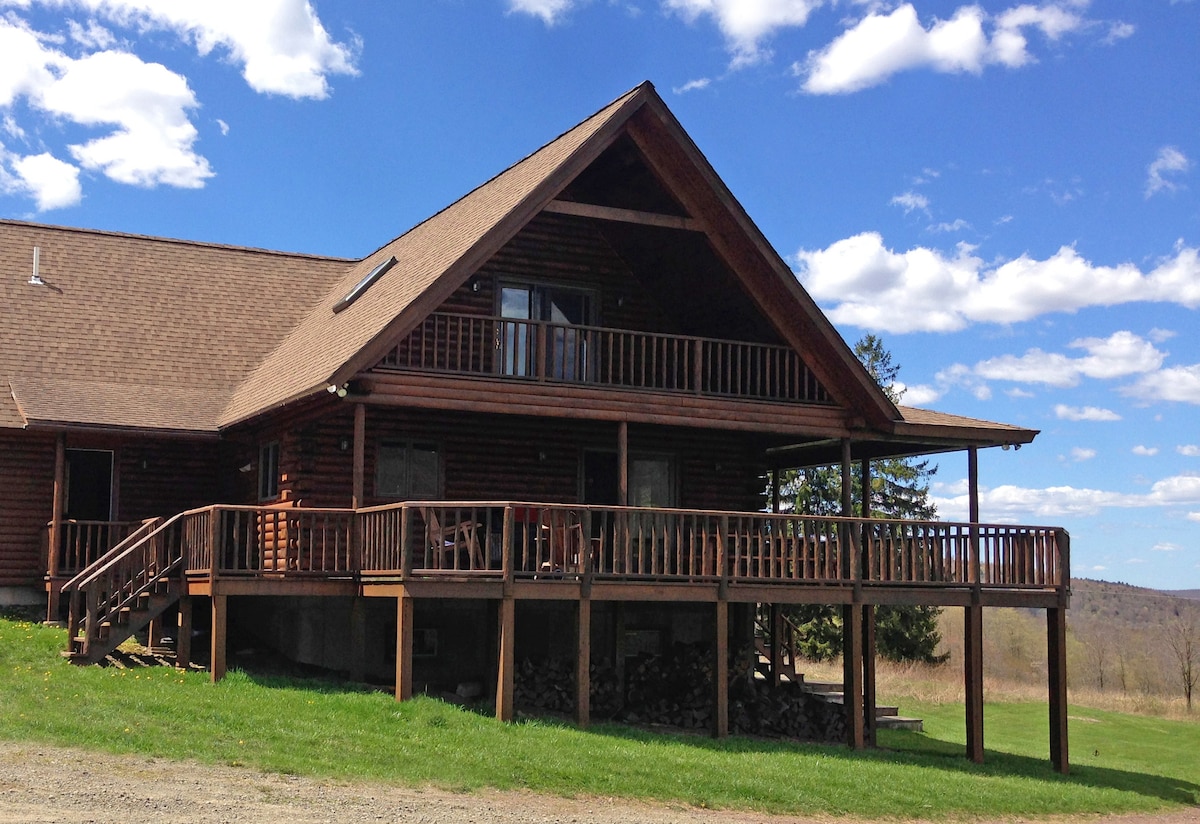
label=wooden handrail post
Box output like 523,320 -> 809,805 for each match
968,447 -> 982,594
692,338 -> 704,393
400,505 -> 412,579
501,505 -> 514,595
536,321 -> 548,381
717,514 -> 729,598
207,506 -> 220,580
581,508 -> 593,596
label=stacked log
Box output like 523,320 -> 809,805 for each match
511,642 -> 846,744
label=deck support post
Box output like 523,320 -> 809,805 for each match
842,603 -> 865,748
614,603 -> 626,712
349,596 -> 367,682
863,604 -> 877,747
714,598 -> 729,738
576,597 -> 591,727
1047,606 -> 1069,774
395,592 -> 413,700
964,603 -> 985,763
497,596 -> 515,721
175,592 -> 192,669
352,403 -> 366,509
210,594 -> 227,683
46,432 -> 66,623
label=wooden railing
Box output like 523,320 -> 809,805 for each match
354,502 -> 1068,590
62,503 -> 1068,602
375,312 -> 833,404
46,519 -> 142,578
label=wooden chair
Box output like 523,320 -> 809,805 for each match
423,508 -> 484,570
538,509 -> 585,573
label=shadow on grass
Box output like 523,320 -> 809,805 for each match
583,721 -> 1200,807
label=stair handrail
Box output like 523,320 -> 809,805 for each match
64,508 -> 201,658
61,517 -> 162,594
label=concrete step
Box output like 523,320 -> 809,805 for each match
876,715 -> 924,732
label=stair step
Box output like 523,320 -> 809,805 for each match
876,716 -> 924,732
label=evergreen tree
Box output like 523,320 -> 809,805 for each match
775,335 -> 946,664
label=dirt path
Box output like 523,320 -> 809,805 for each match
1,741 -> 1197,824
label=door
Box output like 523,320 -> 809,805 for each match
65,449 -> 113,521
499,284 -> 593,380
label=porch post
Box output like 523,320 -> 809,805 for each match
965,447 -> 985,763
964,603 -> 985,763
352,403 -> 366,509
210,594 -> 227,683
46,433 -> 66,622
175,592 -> 192,670
770,603 -> 783,687
617,421 -> 628,506
840,439 -> 865,748
349,596 -> 367,682
863,604 -> 877,747
576,597 -> 591,727
1048,606 -> 1070,774
395,592 -> 413,700
714,598 -> 729,737
496,596 -> 515,721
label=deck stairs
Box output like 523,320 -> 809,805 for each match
753,613 -> 923,732
60,516 -> 184,665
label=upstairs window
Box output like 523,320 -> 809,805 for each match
376,441 -> 441,500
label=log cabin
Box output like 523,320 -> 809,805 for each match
0,81 -> 1069,771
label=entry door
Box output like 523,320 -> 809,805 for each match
500,284 -> 593,379
65,449 -> 114,521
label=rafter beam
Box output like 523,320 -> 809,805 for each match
544,199 -> 701,231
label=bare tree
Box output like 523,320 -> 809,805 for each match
1164,613 -> 1198,712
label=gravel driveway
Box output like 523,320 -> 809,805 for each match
2,741 -> 1197,824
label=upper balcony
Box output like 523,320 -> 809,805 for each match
372,312 -> 835,406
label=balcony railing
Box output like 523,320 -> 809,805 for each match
84,502 -> 1064,592
375,312 -> 833,404
45,519 -> 143,579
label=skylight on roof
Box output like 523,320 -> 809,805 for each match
333,256 -> 397,313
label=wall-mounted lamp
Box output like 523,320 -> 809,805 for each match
538,450 -> 547,463
140,459 -> 148,470
339,437 -> 351,452
326,383 -> 348,398
238,461 -> 254,473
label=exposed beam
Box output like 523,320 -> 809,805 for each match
544,198 -> 701,231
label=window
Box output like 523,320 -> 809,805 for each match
629,456 -> 675,508
376,442 -> 441,499
258,442 -> 280,500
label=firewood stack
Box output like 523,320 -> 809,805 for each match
512,641 -> 846,743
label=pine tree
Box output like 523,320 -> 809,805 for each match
775,335 -> 946,664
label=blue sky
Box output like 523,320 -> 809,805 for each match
1,0 -> 1197,589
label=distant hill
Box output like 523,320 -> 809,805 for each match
1071,578 -> 1200,634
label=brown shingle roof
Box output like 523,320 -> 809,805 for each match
219,84 -> 646,427
0,222 -> 350,432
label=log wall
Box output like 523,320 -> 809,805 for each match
0,430 -> 55,586
266,405 -> 767,512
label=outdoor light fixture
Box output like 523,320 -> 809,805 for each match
470,278 -> 482,292
326,383 -> 348,398
339,437 -> 351,452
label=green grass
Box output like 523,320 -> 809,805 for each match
2,614 -> 1197,819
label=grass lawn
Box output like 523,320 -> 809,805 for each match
2,613 -> 1197,819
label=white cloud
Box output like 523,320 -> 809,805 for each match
1005,387 -> 1035,399
794,232 -> 1200,333
0,1 -> 355,209
1179,445 -> 1200,457
1152,542 -> 1182,552
34,0 -> 360,99
933,472 -> 1200,520
509,0 -> 575,25
1148,328 -> 1177,344
1125,364 -> 1200,405
930,218 -> 970,233
1054,404 -> 1121,422
216,118 -> 229,136
10,150 -> 82,209
39,49 -> 211,187
1146,146 -> 1191,198
894,381 -> 941,406
890,191 -> 929,215
664,0 -> 822,68
797,2 -> 1086,94
1069,447 -> 1096,462
672,77 -> 712,94
1103,21 -> 1134,44
1132,445 -> 1159,456
1189,512 -> 1200,523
